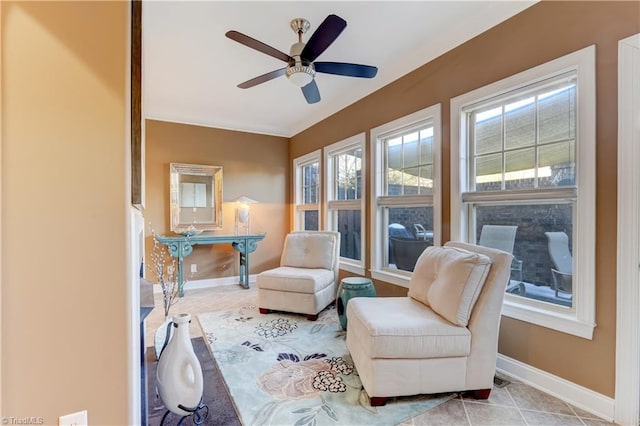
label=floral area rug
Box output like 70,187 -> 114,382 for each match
197,305 -> 454,426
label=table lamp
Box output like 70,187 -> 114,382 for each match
233,195 -> 258,235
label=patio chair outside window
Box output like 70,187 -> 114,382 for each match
478,225 -> 523,283
389,237 -> 431,272
414,224 -> 434,240
545,232 -> 573,296
388,224 -> 437,271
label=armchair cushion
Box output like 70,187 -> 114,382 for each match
347,297 -> 471,359
409,246 -> 491,326
255,267 -> 334,294
280,232 -> 337,270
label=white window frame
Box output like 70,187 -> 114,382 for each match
324,133 -> 366,275
293,149 -> 321,231
614,33 -> 640,426
451,45 -> 596,339
370,104 -> 442,288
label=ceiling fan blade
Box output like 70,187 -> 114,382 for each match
314,62 -> 378,78
301,80 -> 321,104
237,68 -> 286,89
226,30 -> 292,63
301,14 -> 347,63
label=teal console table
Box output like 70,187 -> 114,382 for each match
155,233 -> 266,296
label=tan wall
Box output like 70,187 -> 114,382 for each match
2,1 -> 129,424
144,119 -> 289,282
290,1 -> 640,397
0,1 -> 4,416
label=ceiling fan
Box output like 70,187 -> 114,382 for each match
225,14 -> 378,104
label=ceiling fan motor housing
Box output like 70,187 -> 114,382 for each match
287,41 -> 315,87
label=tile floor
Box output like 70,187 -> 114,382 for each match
145,284 -> 617,426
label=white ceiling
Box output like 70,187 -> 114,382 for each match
143,1 -> 536,138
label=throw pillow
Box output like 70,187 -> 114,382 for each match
408,246 -> 441,306
428,246 -> 492,326
414,246 -> 492,326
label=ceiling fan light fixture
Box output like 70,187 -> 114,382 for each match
286,64 -> 315,87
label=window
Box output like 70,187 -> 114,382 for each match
370,105 -> 442,287
293,150 -> 321,231
325,134 -> 365,275
451,46 -> 596,339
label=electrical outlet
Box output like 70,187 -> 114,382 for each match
190,264 -> 197,274
59,410 -> 87,426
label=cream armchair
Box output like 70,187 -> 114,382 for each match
346,241 -> 512,406
256,231 -> 340,321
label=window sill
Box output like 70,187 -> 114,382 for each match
370,269 -> 411,288
340,261 -> 365,277
502,295 -> 595,340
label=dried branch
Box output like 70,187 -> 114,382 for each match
148,227 -> 183,319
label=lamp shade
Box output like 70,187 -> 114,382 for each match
232,196 -> 258,204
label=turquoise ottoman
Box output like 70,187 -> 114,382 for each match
336,277 -> 376,330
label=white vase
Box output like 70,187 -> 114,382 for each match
156,313 -> 204,416
154,317 -> 173,360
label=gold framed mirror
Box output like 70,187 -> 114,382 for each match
170,163 -> 223,234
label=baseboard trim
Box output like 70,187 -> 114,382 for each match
152,275 -> 257,294
496,354 -> 615,421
